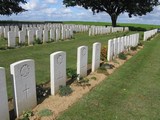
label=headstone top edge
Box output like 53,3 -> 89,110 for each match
50,51 -> 66,56
10,59 -> 34,68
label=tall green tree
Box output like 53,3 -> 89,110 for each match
0,0 -> 27,16
63,0 -> 159,27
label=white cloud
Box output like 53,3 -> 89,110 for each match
45,0 -> 57,4
62,8 -> 72,14
43,8 -> 57,14
1,0 -> 160,25
22,0 -> 39,10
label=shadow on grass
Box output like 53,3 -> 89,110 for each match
128,26 -> 147,31
116,25 -> 147,31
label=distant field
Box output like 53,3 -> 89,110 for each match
64,21 -> 160,31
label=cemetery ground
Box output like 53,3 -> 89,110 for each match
0,22 -> 160,119
57,34 -> 160,120
0,30 -> 138,98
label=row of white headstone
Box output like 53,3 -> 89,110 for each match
7,28 -> 73,47
0,42 -> 101,119
89,26 -> 111,36
0,24 -> 90,38
89,26 -> 129,36
107,33 -> 139,61
143,29 -> 158,41
21,24 -> 89,33
111,27 -> 124,33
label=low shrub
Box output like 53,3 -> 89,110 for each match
101,46 -> 108,61
75,76 -> 91,87
18,42 -> 28,47
59,85 -> 73,96
36,85 -> 50,101
91,76 -> 97,80
97,65 -> 109,75
34,38 -> 42,44
118,52 -> 127,60
130,46 -> 137,51
66,68 -> 78,79
138,42 -> 143,46
20,110 -> 33,120
0,45 -> 7,50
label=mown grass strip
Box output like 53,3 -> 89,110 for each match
57,34 -> 160,120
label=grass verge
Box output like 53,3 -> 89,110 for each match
57,34 -> 160,120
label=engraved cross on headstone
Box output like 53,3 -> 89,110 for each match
23,84 -> 29,99
57,55 -> 63,80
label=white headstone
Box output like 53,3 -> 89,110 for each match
4,26 -> 9,38
28,30 -> 34,45
50,29 -> 55,41
14,26 -> 19,37
120,37 -> 124,52
36,30 -> 42,42
0,67 -> 9,120
43,30 -> 48,43
117,38 -> 121,54
92,42 -> 101,72
55,29 -> 60,41
77,46 -> 88,77
0,26 -> 4,36
10,59 -> 37,117
107,39 -> 114,61
61,27 -> 65,40
124,36 -> 127,50
50,51 -> 66,95
8,31 -> 16,47
22,27 -> 27,37
19,31 -> 25,44
113,38 -> 118,57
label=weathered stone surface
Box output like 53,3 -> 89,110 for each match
50,51 -> 66,95
10,59 -> 37,117
0,67 -> 9,120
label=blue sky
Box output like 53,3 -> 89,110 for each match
0,0 -> 160,25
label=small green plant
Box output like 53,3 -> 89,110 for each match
97,66 -> 109,76
118,52 -> 127,60
75,77 -> 91,87
36,85 -> 50,101
37,109 -> 53,117
59,85 -> 73,96
0,37 -> 7,41
91,76 -> 97,80
100,46 -> 108,61
113,59 -> 119,64
7,46 -> 15,49
20,110 -> 33,120
66,68 -> 78,79
46,41 -> 52,43
138,42 -> 143,46
0,45 -> 7,50
126,52 -> 132,56
101,63 -> 115,70
130,46 -> 137,51
34,38 -> 42,44
18,42 -> 28,47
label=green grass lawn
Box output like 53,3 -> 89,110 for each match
0,31 -> 138,98
57,34 -> 160,120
